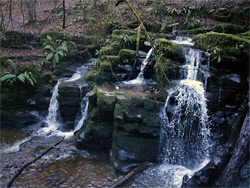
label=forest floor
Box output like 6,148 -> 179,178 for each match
0,0 -> 248,67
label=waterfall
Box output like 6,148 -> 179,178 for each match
160,37 -> 210,168
123,47 -> 154,85
74,92 -> 89,132
39,63 -> 92,138
43,80 -> 62,133
144,36 -> 210,187
171,36 -> 194,46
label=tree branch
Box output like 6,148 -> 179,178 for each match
7,136 -> 65,188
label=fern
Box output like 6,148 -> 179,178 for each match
43,35 -> 69,69
0,60 -> 37,86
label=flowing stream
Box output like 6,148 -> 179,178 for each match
1,37 -> 212,188
0,59 -> 120,187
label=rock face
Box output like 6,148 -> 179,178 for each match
76,85 -> 163,173
58,80 -> 91,130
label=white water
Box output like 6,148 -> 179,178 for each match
0,137 -> 30,154
41,81 -> 62,134
171,36 -> 194,46
74,92 -> 89,132
144,36 -> 211,187
123,47 -> 154,85
39,64 -> 91,138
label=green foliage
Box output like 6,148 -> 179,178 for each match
42,35 -> 71,68
0,60 -> 37,86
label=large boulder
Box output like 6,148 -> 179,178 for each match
58,80 -> 91,130
193,32 -> 249,74
154,38 -> 184,92
76,86 -> 164,173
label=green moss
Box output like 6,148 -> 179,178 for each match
84,70 -> 99,83
240,31 -> 250,40
101,55 -> 120,67
119,49 -> 136,65
240,30 -> 250,36
155,38 -> 180,61
193,32 -> 250,65
181,24 -> 249,34
99,46 -> 120,56
155,58 -> 178,92
100,61 -> 112,72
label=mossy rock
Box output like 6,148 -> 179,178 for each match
181,24 -> 249,35
97,91 -> 117,113
155,58 -> 179,92
155,38 -> 183,62
111,34 -> 144,50
1,31 -> 40,48
193,32 -> 249,73
88,86 -> 98,110
99,46 -> 120,56
100,55 -> 120,68
119,49 -> 136,66
84,70 -> 99,83
100,61 -> 112,72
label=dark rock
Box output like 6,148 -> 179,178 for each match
1,110 -> 39,128
41,122 -> 49,128
76,86 -> 164,173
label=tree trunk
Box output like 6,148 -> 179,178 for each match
62,0 -> 66,28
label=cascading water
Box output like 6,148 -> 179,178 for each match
74,92 -> 89,132
160,36 -> 210,180
171,36 -> 194,46
130,36 -> 211,188
42,81 -> 62,134
39,63 -> 92,138
123,47 -> 154,85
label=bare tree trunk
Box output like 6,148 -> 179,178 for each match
9,0 -> 14,29
0,0 -> 5,31
62,0 -> 66,28
25,0 -> 37,23
20,0 -> 25,26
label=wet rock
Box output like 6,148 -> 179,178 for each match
1,110 -> 39,128
41,122 -> 49,128
76,86 -> 164,173
58,82 -> 91,127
